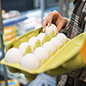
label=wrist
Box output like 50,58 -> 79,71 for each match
63,17 -> 70,30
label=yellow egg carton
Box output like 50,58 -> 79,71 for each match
1,27 -> 86,82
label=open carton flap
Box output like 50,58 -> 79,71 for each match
0,28 -> 86,81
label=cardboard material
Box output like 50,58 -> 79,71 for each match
0,27 -> 86,82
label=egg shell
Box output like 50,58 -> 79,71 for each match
56,33 -> 67,43
34,47 -> 49,61
19,42 -> 29,55
21,53 -> 40,70
28,37 -> 39,51
50,37 -> 62,47
43,42 -> 56,53
5,48 -> 23,64
37,33 -> 46,44
46,24 -> 57,36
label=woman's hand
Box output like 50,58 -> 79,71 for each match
43,10 -> 68,33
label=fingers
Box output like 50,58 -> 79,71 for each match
43,13 -> 53,32
43,18 -> 48,32
48,13 -> 53,27
43,10 -> 61,32
43,13 -> 53,25
56,16 -> 68,34
56,22 -> 64,33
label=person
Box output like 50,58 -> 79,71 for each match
43,0 -> 86,86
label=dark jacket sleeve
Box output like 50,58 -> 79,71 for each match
66,0 -> 86,82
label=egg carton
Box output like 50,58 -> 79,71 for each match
1,27 -> 86,83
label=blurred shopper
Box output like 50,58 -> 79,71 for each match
43,0 -> 86,86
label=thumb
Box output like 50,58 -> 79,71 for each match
57,22 -> 64,33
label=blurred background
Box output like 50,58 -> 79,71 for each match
0,0 -> 74,86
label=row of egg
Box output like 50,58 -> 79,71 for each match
5,24 -> 67,70
19,23 -> 58,54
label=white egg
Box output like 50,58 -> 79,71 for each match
19,42 -> 29,55
56,33 -> 67,43
43,42 -> 56,53
50,37 -> 62,47
28,37 -> 39,51
46,24 -> 57,36
21,53 -> 40,70
5,48 -> 23,64
34,47 -> 49,61
37,33 -> 46,44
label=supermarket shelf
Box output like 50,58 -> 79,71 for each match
3,15 -> 28,27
